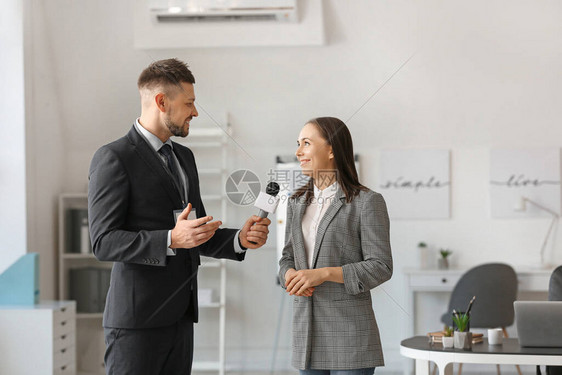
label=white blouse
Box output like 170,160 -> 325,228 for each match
301,182 -> 339,268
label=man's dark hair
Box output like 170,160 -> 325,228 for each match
137,58 -> 195,95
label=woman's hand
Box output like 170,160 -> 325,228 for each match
284,268 -> 315,297
285,269 -> 328,296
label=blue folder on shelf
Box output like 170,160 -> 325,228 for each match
0,253 -> 40,305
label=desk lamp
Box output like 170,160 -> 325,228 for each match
514,197 -> 559,267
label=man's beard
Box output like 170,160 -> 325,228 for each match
165,116 -> 189,137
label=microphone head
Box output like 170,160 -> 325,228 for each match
266,181 -> 280,197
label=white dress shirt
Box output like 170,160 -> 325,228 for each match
134,119 -> 245,255
302,182 -> 339,268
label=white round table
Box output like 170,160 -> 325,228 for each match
400,336 -> 562,375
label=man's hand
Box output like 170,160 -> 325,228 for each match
170,203 -> 222,249
284,268 -> 315,297
239,215 -> 271,249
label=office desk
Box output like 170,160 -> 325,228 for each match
401,336 -> 562,375
403,267 -> 552,337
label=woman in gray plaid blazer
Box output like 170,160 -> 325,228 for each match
279,117 -> 393,375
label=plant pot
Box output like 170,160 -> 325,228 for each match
442,336 -> 454,348
454,331 -> 472,350
438,258 -> 449,270
419,247 -> 430,269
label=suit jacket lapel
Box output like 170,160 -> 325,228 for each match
311,189 -> 345,269
126,126 -> 182,207
292,195 -> 308,270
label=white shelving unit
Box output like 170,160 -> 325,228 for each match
176,119 -> 231,375
58,193 -> 108,375
59,120 -> 231,375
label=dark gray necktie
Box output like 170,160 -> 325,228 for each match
159,144 -> 183,198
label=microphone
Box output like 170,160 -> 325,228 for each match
254,181 -> 281,218
247,182 -> 280,245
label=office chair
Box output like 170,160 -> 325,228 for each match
549,265 -> 562,301
439,263 -> 521,375
537,266 -> 562,375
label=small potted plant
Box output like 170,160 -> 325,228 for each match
418,241 -> 430,269
442,326 -> 454,348
452,311 -> 472,350
438,249 -> 452,269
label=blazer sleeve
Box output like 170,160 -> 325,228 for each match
278,198 -> 295,288
88,146 -> 169,266
197,224 -> 242,261
341,192 -> 393,295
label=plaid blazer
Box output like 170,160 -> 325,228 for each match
279,188 -> 393,370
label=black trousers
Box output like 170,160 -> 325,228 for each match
104,318 -> 194,375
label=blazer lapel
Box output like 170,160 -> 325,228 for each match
126,126 -> 182,207
292,195 -> 308,270
311,189 -> 345,269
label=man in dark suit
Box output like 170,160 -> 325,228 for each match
88,58 -> 271,375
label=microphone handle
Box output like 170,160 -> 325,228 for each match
248,210 -> 269,245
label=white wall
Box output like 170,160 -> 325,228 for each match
0,0 -> 28,274
25,0 -> 562,372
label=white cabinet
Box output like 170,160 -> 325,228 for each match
0,301 -> 76,375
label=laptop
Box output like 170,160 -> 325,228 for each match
514,301 -> 562,347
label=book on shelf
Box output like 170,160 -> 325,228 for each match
65,208 -> 92,254
427,330 -> 484,344
69,267 -> 111,313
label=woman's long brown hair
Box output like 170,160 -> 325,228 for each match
293,117 -> 367,203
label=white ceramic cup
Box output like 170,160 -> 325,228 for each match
442,336 -> 455,348
488,328 -> 504,345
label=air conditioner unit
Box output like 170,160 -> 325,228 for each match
149,0 -> 298,23
135,0 -> 322,48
